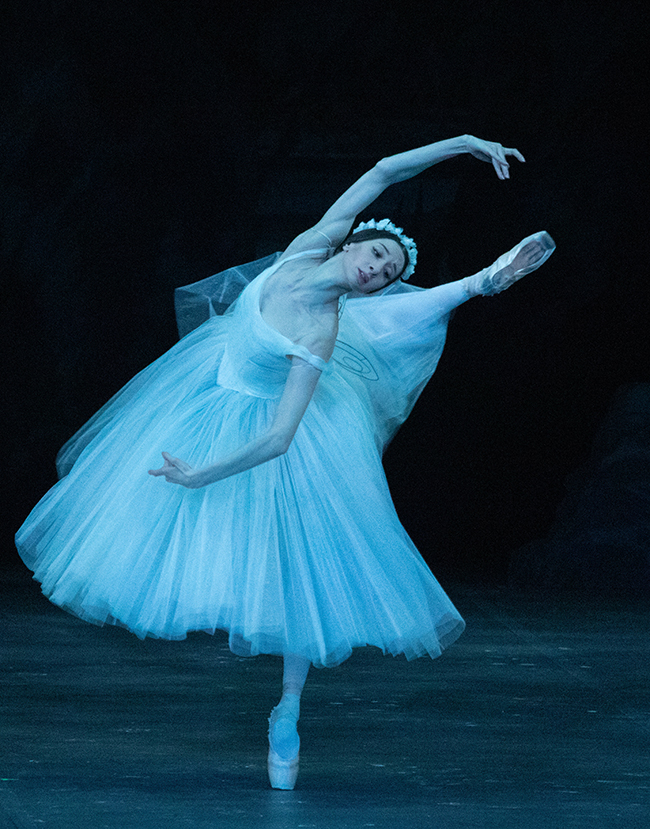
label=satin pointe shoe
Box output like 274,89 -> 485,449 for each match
464,231 -> 556,297
267,695 -> 300,790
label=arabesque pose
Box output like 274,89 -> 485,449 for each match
17,135 -> 555,790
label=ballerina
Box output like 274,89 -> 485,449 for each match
16,134 -> 555,790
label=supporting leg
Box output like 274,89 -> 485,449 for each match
267,655 -> 311,790
282,653 -> 311,697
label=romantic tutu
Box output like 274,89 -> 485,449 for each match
16,250 -> 465,667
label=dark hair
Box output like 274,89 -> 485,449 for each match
333,228 -> 409,281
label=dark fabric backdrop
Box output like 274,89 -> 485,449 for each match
3,0 -> 648,580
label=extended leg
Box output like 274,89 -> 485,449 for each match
461,231 -> 555,297
425,278 -> 473,314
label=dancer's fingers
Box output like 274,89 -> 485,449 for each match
506,147 -> 526,163
161,452 -> 191,472
493,156 -> 508,180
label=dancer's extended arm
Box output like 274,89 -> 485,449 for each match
148,357 -> 322,488
283,135 -> 525,257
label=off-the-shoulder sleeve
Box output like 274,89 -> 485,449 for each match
287,344 -> 328,372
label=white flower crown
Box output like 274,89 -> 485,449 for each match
353,218 -> 417,281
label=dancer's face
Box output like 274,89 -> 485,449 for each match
343,239 -> 406,295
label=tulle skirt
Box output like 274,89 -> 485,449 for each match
16,315 -> 464,668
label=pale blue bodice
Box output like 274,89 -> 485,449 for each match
216,251 -> 328,399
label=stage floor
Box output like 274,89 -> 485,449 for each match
2,568 -> 649,829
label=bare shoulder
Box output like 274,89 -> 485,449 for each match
260,260 -> 339,362
279,222 -> 350,260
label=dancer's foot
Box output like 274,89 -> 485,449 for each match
268,693 -> 300,790
463,231 -> 556,297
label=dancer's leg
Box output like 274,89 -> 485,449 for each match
461,231 -> 555,297
425,279 -> 472,315
282,654 -> 311,697
267,654 -> 310,789
271,654 -> 310,754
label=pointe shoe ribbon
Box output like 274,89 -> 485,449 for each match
466,231 -> 556,297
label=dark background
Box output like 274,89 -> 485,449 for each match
3,0 -> 648,582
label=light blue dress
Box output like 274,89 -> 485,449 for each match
16,249 -> 466,667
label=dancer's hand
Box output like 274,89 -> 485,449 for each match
465,136 -> 525,180
149,452 -> 202,488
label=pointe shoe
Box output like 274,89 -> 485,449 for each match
464,231 -> 556,297
267,745 -> 299,790
268,697 -> 300,790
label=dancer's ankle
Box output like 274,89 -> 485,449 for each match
282,683 -> 303,699
278,691 -> 300,719
463,232 -> 555,298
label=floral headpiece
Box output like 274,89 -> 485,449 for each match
353,218 -> 417,281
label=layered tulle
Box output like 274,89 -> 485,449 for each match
16,250 -> 465,667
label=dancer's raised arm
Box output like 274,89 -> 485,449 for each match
283,135 -> 525,257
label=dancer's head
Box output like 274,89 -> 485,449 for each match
334,220 -> 417,291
